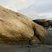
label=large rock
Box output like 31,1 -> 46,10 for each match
0,6 -> 48,45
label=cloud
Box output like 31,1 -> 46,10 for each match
21,0 -> 52,13
0,0 -> 34,10
20,0 -> 52,19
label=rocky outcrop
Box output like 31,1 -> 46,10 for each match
0,6 -> 48,45
33,19 -> 52,28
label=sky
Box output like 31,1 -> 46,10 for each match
0,0 -> 52,20
0,0 -> 34,11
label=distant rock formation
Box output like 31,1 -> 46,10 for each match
0,6 -> 48,45
33,19 -> 52,28
33,19 -> 52,45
